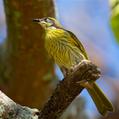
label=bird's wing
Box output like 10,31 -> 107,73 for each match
66,30 -> 88,59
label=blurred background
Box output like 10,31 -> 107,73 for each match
0,0 -> 119,119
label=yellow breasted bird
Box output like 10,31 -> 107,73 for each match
33,17 -> 113,116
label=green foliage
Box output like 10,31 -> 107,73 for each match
111,14 -> 119,43
110,0 -> 119,43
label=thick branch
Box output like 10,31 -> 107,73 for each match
38,61 -> 101,119
0,91 -> 39,119
0,61 -> 101,119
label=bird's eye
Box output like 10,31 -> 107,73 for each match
46,18 -> 51,23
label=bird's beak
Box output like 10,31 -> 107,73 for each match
32,18 -> 42,23
33,18 -> 47,29
32,18 -> 46,26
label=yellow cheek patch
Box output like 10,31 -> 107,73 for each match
47,22 -> 52,27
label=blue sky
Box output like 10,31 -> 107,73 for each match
0,0 -> 6,43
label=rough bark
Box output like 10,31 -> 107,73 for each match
3,0 -> 55,108
0,61 -> 101,119
0,91 -> 39,119
38,61 -> 101,119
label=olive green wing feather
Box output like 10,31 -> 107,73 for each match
66,30 -> 88,59
65,30 -> 114,115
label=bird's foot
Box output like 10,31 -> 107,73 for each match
71,60 -> 91,72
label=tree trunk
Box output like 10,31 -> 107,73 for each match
3,0 -> 55,108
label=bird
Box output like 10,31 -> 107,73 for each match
33,17 -> 114,116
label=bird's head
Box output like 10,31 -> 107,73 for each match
33,17 -> 62,30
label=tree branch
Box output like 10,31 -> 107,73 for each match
0,90 -> 39,119
0,61 -> 101,119
38,61 -> 101,119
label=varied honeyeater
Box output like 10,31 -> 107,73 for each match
33,17 -> 113,116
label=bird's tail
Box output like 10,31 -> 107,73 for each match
86,82 -> 114,116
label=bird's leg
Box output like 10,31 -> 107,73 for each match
72,59 -> 91,72
61,60 -> 97,88
72,60 -> 96,88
